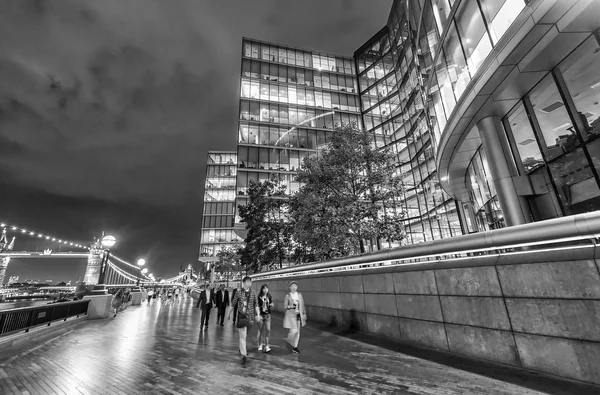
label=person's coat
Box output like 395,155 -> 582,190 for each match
199,288 -> 215,309
216,289 -> 229,307
283,292 -> 307,328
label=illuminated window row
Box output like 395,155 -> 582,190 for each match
200,229 -> 241,244
208,153 -> 236,164
239,123 -> 333,151
239,100 -> 360,128
243,40 -> 355,75
238,146 -> 314,173
241,79 -> 360,112
242,59 -> 357,93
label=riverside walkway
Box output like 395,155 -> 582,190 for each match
0,299 -> 596,395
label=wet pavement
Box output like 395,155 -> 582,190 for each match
0,298 -> 594,394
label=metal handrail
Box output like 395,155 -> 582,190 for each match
0,299 -> 90,336
252,211 -> 600,279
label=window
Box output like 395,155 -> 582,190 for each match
548,148 -> 600,215
558,35 -> 600,141
430,0 -> 451,33
529,75 -> 578,161
479,0 -> 525,44
443,23 -> 470,99
455,0 -> 492,75
506,102 -> 544,173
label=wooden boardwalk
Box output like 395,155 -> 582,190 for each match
0,298 -> 594,394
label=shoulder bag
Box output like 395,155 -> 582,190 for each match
236,290 -> 252,329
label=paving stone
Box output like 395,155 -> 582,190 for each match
0,298 -> 583,394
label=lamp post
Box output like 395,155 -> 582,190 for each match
136,258 -> 146,286
91,234 -> 116,295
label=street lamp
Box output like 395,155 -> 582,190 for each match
136,258 -> 146,286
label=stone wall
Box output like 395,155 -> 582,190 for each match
256,246 -> 600,386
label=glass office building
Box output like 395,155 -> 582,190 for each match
419,0 -> 600,230
236,38 -> 361,214
199,151 -> 242,259
217,0 -> 600,261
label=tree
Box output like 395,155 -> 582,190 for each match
238,177 -> 293,273
215,245 -> 242,287
293,122 -> 405,258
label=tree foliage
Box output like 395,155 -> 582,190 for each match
292,123 -> 405,258
238,123 -> 405,269
237,177 -> 293,273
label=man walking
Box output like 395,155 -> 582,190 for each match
198,283 -> 215,330
229,276 -> 260,365
215,285 -> 229,327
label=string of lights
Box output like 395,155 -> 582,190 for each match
0,221 -> 90,250
0,220 -> 152,280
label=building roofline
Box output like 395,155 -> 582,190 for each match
241,36 -> 353,60
353,25 -> 389,58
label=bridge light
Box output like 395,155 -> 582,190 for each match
30,232 -> 34,236
142,268 -> 148,274
137,258 -> 146,267
45,236 -> 50,240
38,234 -> 43,238
101,235 -> 116,248
0,223 -> 5,227
12,227 -> 17,230
52,238 -> 56,241
21,229 -> 26,233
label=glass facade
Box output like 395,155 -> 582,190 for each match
200,152 -> 242,257
354,1 -> 463,244
502,33 -> 600,218
237,39 -> 360,209
202,1 -> 600,263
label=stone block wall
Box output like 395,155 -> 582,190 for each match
255,247 -> 600,386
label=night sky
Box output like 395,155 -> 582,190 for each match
0,0 -> 391,283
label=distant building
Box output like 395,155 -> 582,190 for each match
199,151 -> 241,261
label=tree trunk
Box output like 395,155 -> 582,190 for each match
359,238 -> 365,253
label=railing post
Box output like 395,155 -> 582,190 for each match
25,310 -> 34,333
65,304 -> 70,321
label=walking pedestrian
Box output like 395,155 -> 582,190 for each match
147,289 -> 154,304
257,284 -> 273,353
284,281 -> 306,354
229,276 -> 260,365
198,284 -> 215,330
230,286 -> 238,326
175,287 -> 180,301
215,285 -> 229,326
112,289 -> 123,318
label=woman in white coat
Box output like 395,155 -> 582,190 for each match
283,281 -> 306,354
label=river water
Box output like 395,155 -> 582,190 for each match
0,300 -> 51,311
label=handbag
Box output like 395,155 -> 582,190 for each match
235,290 -> 252,329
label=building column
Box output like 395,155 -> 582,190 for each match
477,116 -> 531,227
83,248 -> 103,285
0,257 -> 9,286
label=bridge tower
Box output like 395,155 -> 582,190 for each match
82,239 -> 103,285
0,229 -> 15,286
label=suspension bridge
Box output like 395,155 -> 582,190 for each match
0,220 -> 198,289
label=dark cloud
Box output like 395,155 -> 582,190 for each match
0,0 -> 391,280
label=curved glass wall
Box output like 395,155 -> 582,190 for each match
423,0 -> 527,149
354,0 -> 465,246
464,148 -> 503,230
502,33 -> 600,218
